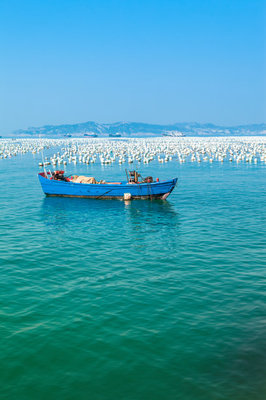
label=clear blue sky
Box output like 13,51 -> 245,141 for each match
0,0 -> 265,134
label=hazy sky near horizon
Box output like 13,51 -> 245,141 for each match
0,0 -> 265,134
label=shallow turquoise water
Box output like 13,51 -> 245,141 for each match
0,152 -> 266,400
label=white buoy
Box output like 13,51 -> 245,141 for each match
124,193 -> 132,201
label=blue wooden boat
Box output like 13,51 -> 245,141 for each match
38,170 -> 178,200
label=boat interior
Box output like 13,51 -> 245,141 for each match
39,170 -> 157,185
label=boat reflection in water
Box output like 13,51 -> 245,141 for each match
41,195 -> 180,235
41,192 -> 181,265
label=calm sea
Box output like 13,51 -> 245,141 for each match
0,147 -> 265,400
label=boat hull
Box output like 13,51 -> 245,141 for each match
38,174 -> 178,200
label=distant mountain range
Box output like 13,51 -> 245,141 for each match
12,121 -> 266,137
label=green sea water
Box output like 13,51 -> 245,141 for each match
0,151 -> 266,400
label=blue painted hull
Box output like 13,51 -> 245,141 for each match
38,174 -> 178,200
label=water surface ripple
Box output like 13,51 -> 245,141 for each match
0,154 -> 265,400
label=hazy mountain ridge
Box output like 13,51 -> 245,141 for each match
13,121 -> 266,137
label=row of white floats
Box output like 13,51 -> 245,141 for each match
0,137 -> 265,166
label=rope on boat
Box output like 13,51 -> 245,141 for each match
148,183 -> 153,199
95,189 -> 113,199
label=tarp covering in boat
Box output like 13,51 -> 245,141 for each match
72,176 -> 97,184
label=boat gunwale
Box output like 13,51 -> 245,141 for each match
38,172 -> 178,188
